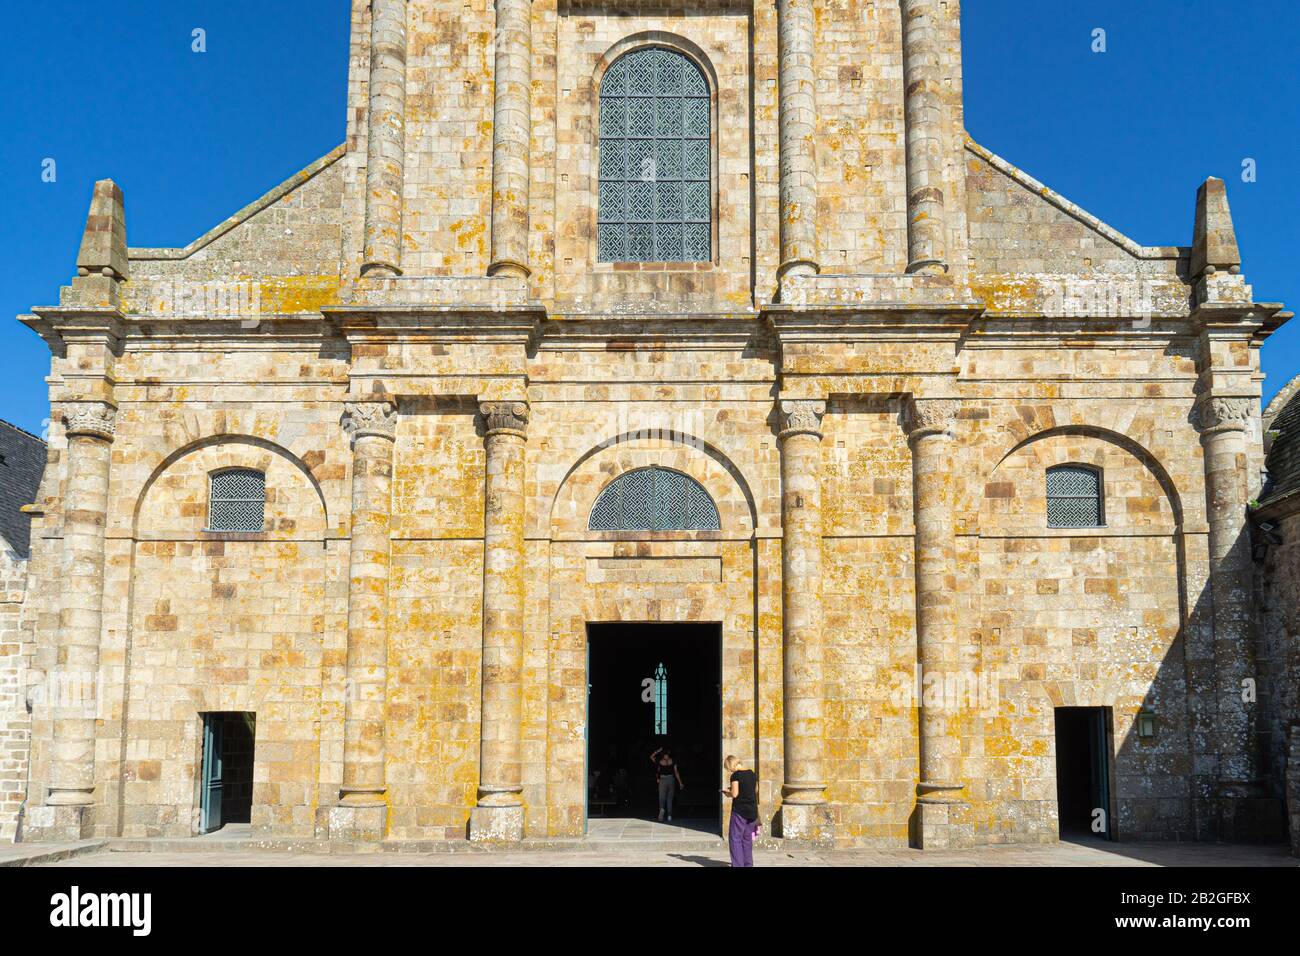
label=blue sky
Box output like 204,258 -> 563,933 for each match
1,1 -> 1296,437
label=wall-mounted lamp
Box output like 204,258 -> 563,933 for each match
1136,710 -> 1157,740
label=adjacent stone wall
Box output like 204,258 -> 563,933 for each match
120,436 -> 344,837
973,425 -> 1188,840
0,548 -> 30,841
1257,504 -> 1300,855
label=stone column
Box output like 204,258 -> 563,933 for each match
776,399 -> 832,841
776,0 -> 820,281
1195,395 -> 1263,813
332,400 -> 398,841
900,0 -> 949,275
905,397 -> 965,848
40,402 -> 116,838
470,400 -> 529,841
361,0 -> 408,277
487,0 -> 532,279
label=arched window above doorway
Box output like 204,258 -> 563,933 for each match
597,46 -> 711,263
588,466 -> 720,531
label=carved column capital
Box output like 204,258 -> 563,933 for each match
905,398 -> 959,441
480,401 -> 530,438
63,402 -> 117,441
343,401 -> 398,443
778,400 -> 826,441
1194,396 -> 1253,435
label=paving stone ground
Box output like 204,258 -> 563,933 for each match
31,839 -> 1298,868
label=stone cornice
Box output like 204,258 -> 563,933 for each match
537,313 -> 765,350
1192,301 -> 1289,347
22,306 -> 125,351
765,302 -> 981,345
963,316 -> 1198,347
323,304 -> 543,345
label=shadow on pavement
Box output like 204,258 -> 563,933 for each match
666,853 -> 729,868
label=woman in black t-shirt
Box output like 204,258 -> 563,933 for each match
723,755 -> 759,867
651,746 -> 684,821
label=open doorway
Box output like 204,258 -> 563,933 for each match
199,712 -> 256,834
1054,706 -> 1113,840
586,623 -> 721,834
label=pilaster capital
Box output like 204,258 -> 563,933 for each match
480,400 -> 529,439
778,399 -> 826,441
343,401 -> 398,443
905,397 -> 959,441
62,401 -> 117,441
1194,396 -> 1254,435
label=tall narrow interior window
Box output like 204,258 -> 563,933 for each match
208,469 -> 266,532
588,466 -> 721,531
653,662 -> 668,736
1046,465 -> 1104,528
597,47 -> 711,262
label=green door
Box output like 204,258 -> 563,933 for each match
200,714 -> 224,833
1091,709 -> 1113,840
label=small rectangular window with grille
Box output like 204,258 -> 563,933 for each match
208,469 -> 266,532
1046,465 -> 1104,528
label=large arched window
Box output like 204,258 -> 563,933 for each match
208,468 -> 266,532
1046,465 -> 1104,528
589,466 -> 720,531
597,47 -> 710,263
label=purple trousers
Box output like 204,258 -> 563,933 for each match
728,812 -> 758,867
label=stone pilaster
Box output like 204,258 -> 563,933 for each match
776,0 -> 820,281
1194,395 -> 1266,827
905,397 -> 966,848
361,0 -> 408,277
776,399 -> 832,842
901,0 -> 949,275
29,401 -> 116,841
331,400 -> 398,841
470,400 -> 529,841
487,0 -> 532,280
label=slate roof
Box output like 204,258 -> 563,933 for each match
1262,378 -> 1300,509
0,419 -> 47,559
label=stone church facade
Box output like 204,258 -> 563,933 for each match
4,0 -> 1295,848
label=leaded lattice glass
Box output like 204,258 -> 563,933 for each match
208,469 -> 266,532
1046,465 -> 1103,528
588,466 -> 721,531
597,48 -> 710,262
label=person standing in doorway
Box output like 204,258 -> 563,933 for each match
651,745 -> 684,821
723,755 -> 759,867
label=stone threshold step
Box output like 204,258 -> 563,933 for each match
98,836 -> 733,855
0,840 -> 106,867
